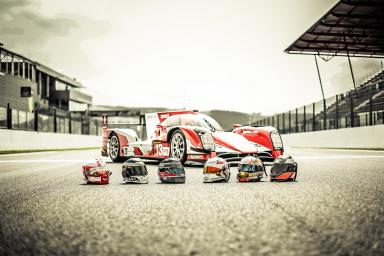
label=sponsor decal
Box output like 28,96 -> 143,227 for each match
155,144 -> 169,156
88,176 -> 101,182
160,114 -> 169,119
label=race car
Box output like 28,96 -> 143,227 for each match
101,110 -> 284,164
270,155 -> 298,182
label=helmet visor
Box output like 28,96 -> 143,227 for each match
159,163 -> 184,174
238,164 -> 254,172
203,166 -> 221,174
126,166 -> 147,176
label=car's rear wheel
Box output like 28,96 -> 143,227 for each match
170,130 -> 187,164
109,134 -> 121,162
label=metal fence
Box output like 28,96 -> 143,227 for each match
0,103 -> 102,136
254,80 -> 384,134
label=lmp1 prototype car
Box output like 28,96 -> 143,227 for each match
101,110 -> 284,164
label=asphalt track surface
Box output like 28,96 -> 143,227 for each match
0,148 -> 383,256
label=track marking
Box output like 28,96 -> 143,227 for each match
0,159 -> 94,163
0,155 -> 383,163
295,155 -> 384,160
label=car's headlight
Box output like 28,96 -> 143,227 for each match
270,131 -> 283,150
200,132 -> 215,151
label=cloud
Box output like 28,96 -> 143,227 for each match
0,0 -> 78,39
329,59 -> 382,94
0,0 -> 109,81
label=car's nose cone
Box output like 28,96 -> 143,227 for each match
213,132 -> 257,153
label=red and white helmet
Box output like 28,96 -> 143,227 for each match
82,159 -> 112,184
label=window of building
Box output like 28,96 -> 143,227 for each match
19,60 -> 24,78
41,73 -> 48,99
13,56 -> 20,77
6,54 -> 12,75
0,50 -> 6,74
25,62 -> 29,80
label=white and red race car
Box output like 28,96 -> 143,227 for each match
101,110 -> 284,164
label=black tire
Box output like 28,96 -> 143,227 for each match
109,134 -> 122,162
169,130 -> 187,164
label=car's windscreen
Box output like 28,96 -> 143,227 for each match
200,114 -> 224,131
162,114 -> 223,132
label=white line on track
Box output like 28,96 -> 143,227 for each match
0,159 -> 90,163
295,155 -> 384,160
0,155 -> 384,163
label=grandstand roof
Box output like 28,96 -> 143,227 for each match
285,0 -> 384,58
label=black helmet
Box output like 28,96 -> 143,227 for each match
158,158 -> 185,183
122,158 -> 149,184
270,155 -> 297,181
237,156 -> 265,182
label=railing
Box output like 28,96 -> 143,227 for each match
254,76 -> 384,134
0,103 -> 102,136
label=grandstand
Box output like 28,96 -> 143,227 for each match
254,0 -> 384,134
254,64 -> 384,134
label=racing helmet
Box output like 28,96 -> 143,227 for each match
82,159 -> 112,184
270,155 -> 297,181
237,156 -> 265,182
158,158 -> 186,183
122,158 -> 149,184
203,157 -> 230,183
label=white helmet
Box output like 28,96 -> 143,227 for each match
203,157 -> 230,183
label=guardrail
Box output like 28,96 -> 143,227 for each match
0,103 -> 101,136
254,70 -> 384,134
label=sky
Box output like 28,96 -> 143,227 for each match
0,0 -> 382,115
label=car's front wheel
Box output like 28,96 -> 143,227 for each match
170,130 -> 187,164
109,134 -> 121,162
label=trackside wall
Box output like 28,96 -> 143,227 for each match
0,129 -> 100,151
281,125 -> 384,150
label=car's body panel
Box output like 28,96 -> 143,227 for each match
233,126 -> 284,159
102,110 -> 285,164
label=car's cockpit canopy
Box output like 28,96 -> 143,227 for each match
161,114 -> 223,132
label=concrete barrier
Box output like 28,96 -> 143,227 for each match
281,124 -> 384,150
0,129 -> 101,152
